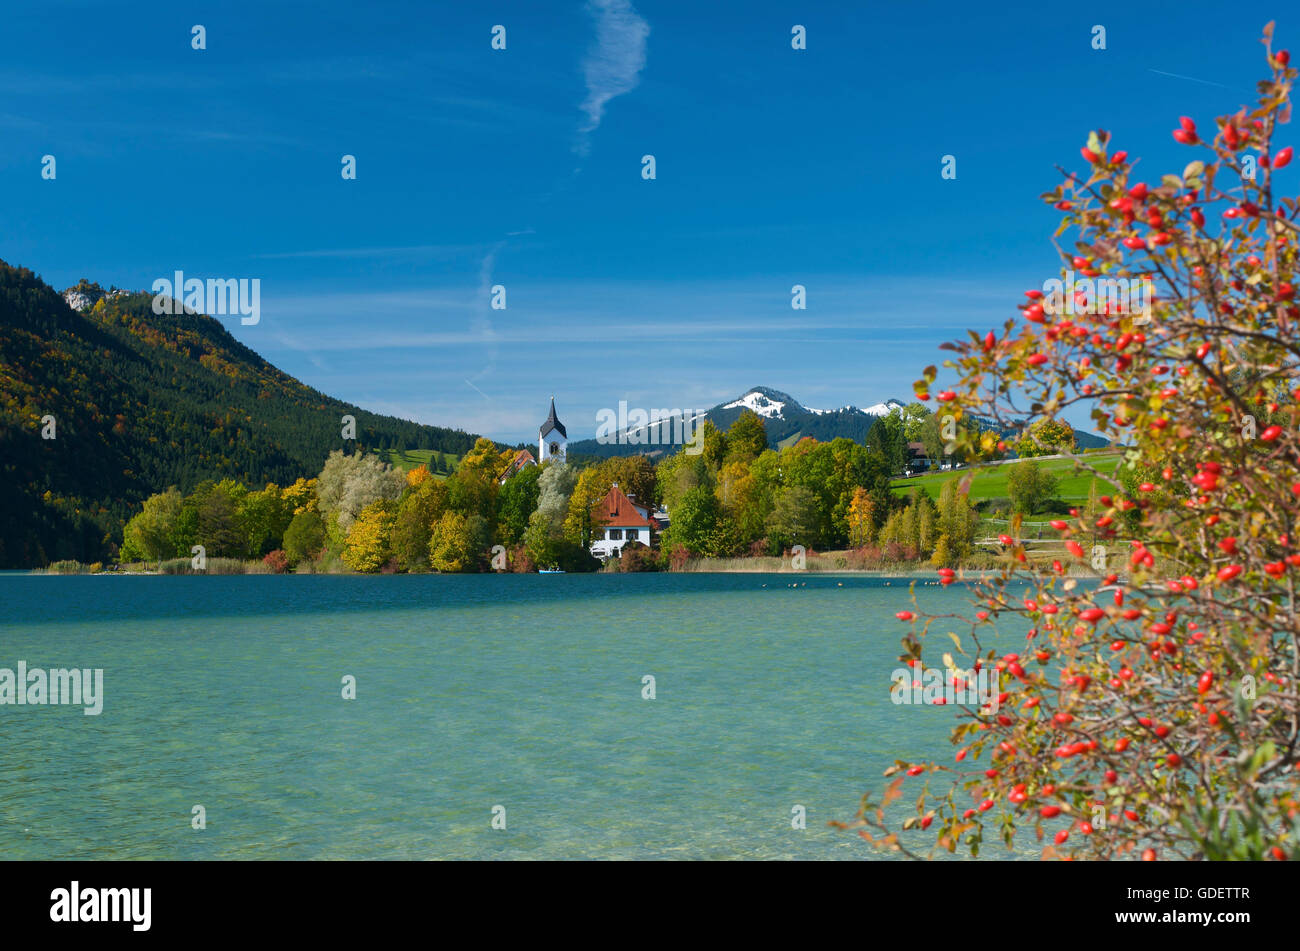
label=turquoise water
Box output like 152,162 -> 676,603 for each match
0,573 -> 1015,859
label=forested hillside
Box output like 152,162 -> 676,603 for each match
0,261 -> 479,567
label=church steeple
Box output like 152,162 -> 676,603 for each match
539,396 -> 567,440
539,397 -> 567,464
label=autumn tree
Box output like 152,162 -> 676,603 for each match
725,409 -> 768,462
847,487 -> 877,548
1006,459 -> 1060,516
196,480 -> 249,558
849,30 -> 1300,862
342,499 -> 396,572
1015,417 -> 1078,457
717,459 -> 768,541
391,478 -> 449,571
665,484 -> 722,554
428,510 -> 490,573
120,488 -> 183,562
282,509 -> 326,567
316,450 -> 405,540
240,483 -> 289,557
564,467 -> 609,547
497,464 -> 541,546
596,453 -> 658,508
446,437 -> 504,523
934,478 -> 978,564
764,485 -> 820,552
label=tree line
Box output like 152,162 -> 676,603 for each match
117,406 -> 997,572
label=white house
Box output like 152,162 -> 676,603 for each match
590,483 -> 656,560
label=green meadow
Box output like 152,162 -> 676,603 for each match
892,451 -> 1125,505
375,448 -> 462,477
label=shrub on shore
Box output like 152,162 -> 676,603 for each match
157,557 -> 251,575
848,29 -> 1300,862
44,559 -> 92,574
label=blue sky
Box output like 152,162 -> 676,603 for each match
2,1 -> 1293,442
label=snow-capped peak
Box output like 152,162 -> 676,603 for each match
723,390 -> 787,419
863,399 -> 906,416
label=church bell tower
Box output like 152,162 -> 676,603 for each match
539,397 -> 567,464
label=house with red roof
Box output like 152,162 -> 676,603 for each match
590,483 -> 657,560
498,448 -> 536,484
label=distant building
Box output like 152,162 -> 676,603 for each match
590,483 -> 655,560
539,397 -> 567,464
906,441 -> 931,473
498,449 -> 536,484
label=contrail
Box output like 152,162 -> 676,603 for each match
1147,68 -> 1236,90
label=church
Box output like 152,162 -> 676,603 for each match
502,398 -> 665,560
539,396 -> 567,464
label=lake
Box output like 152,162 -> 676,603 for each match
0,572 -> 1022,859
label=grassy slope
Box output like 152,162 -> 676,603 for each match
375,448 -> 461,477
892,451 -> 1125,503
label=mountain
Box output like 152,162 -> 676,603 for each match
703,386 -> 906,445
566,386 -> 904,459
566,385 -> 1109,459
0,262 -> 481,568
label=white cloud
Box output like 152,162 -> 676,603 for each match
577,0 -> 649,151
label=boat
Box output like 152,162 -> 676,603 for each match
538,565 -> 565,574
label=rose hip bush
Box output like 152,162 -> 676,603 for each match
840,26 -> 1299,860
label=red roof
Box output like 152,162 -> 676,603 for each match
594,483 -> 654,528
499,449 -> 536,481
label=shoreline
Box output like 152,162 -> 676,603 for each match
21,565 -> 1102,580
